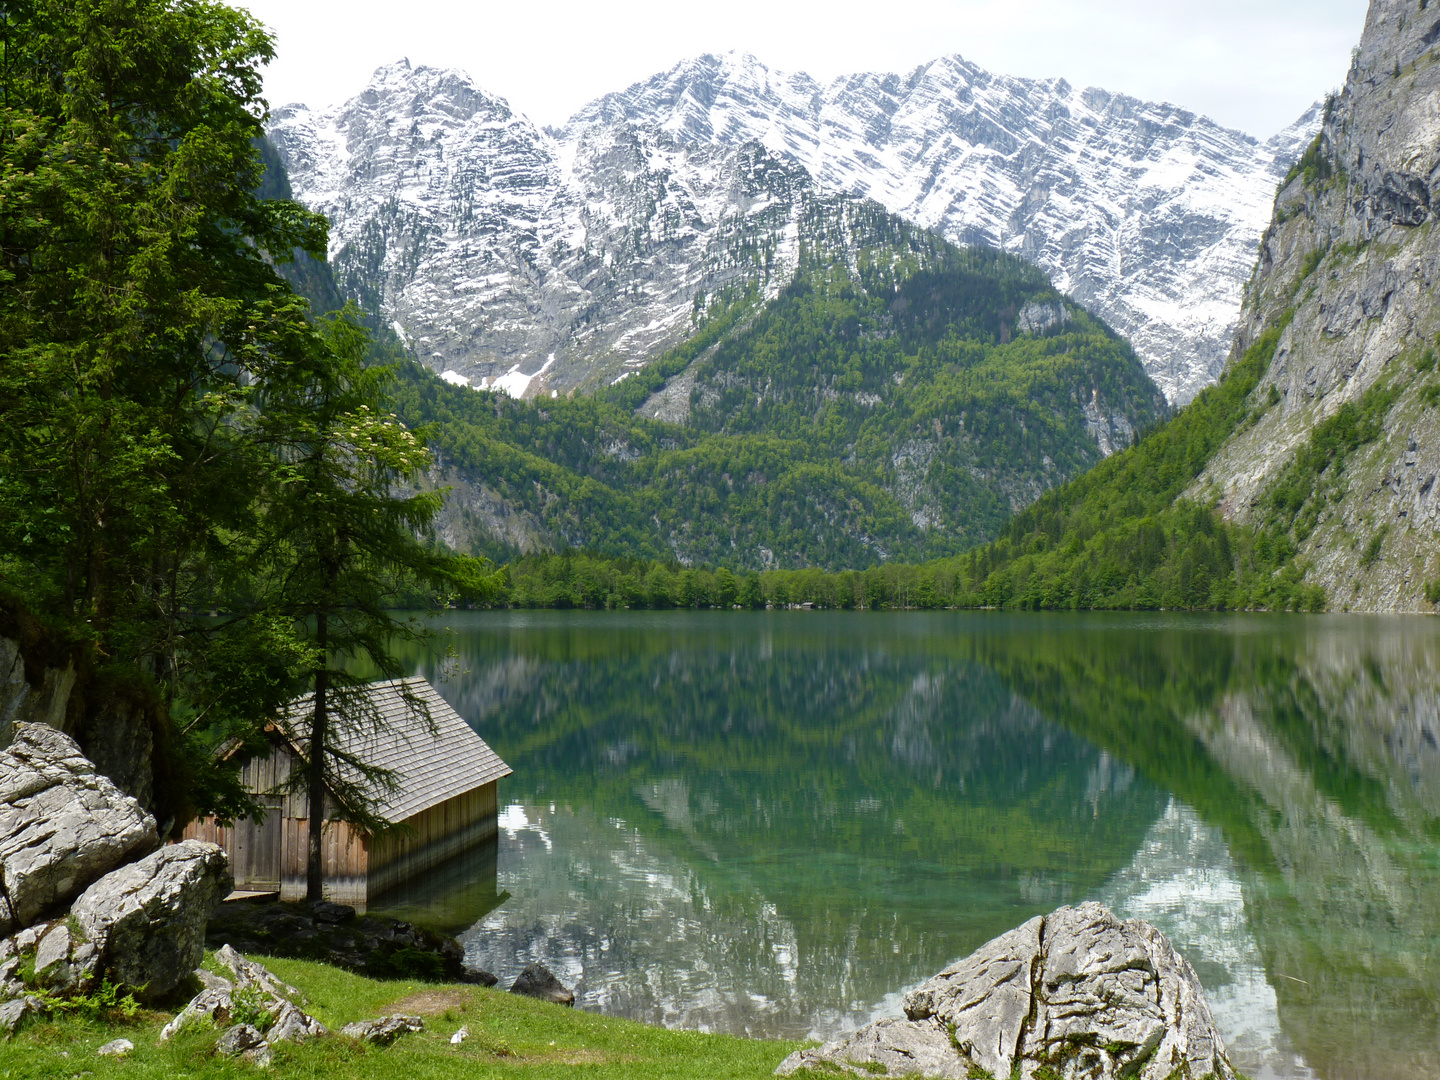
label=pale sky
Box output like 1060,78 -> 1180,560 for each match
237,0 -> 1369,138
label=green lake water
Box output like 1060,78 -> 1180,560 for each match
372,611 -> 1440,1080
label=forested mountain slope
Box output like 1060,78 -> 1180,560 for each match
1188,0 -> 1440,612
387,208 -> 1166,568
950,0 -> 1440,613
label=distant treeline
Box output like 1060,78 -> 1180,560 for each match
482,537 -> 1313,613
493,551 -> 977,610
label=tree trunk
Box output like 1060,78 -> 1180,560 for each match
305,610 -> 329,903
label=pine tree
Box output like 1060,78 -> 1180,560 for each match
0,0 -> 331,823
250,313 -> 487,901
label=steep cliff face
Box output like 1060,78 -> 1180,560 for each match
1192,0 -> 1440,612
0,614 -> 156,814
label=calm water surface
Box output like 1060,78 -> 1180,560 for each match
373,611 -> 1440,1080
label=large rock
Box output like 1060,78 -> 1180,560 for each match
70,840 -> 231,1002
0,723 -> 158,934
776,902 -> 1234,1080
509,962 -> 575,1006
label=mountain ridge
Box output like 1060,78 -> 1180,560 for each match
568,49 -> 1322,404
268,53 -> 1321,407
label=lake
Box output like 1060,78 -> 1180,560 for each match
374,611 -> 1440,1080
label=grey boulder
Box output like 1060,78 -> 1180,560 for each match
216,1022 -> 272,1066
71,840 -> 232,1002
509,962 -> 574,1006
96,1038 -> 134,1057
159,947 -> 325,1045
0,723 -> 158,934
341,1014 -> 424,1046
776,902 -> 1234,1080
0,994 -> 42,1035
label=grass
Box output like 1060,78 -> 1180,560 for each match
0,953 -> 803,1079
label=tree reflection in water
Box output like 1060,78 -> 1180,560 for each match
390,612 -> 1440,1080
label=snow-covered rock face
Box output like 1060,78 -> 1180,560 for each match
571,52 -> 1323,403
268,60 -> 816,397
270,55 -> 1319,405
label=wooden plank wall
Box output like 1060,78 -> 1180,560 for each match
183,745 -> 500,910
367,781 -> 499,897
278,817 -> 369,906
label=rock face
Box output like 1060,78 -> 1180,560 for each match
1188,0 -> 1440,612
776,902 -> 1233,1080
270,56 -> 1319,406
0,637 -> 74,734
577,53 -> 1323,405
71,840 -> 232,1002
1,598 -> 162,814
269,63 -> 814,398
0,723 -> 158,934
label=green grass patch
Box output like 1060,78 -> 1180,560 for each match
0,953 -> 802,1080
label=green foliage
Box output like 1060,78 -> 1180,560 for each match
1424,580 -> 1440,605
1284,132 -> 1336,190
392,232 -> 1165,571
24,980 -> 142,1024
1360,526 -> 1389,569
1296,245 -> 1329,290
1253,377 -> 1402,544
229,985 -> 275,1031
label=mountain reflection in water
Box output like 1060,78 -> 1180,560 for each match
379,611 -> 1440,1080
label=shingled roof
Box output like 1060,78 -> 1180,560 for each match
281,678 -> 511,823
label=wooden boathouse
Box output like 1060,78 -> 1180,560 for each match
184,678 -> 511,909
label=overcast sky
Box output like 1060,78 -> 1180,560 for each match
237,0 -> 1369,138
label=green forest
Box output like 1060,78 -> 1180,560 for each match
476,307 -> 1413,613
0,0 -> 495,829
386,207 -> 1167,570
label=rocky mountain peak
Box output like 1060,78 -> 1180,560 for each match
269,53 -> 1321,405
568,50 -> 1321,403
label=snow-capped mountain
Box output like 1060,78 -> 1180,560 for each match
269,61 -> 830,397
269,55 -> 1319,404
572,52 -> 1322,403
